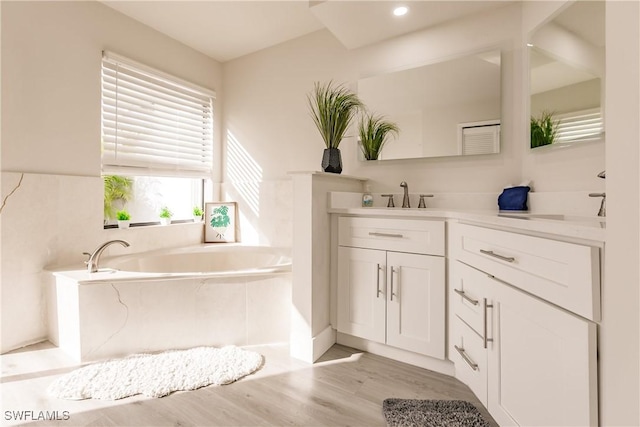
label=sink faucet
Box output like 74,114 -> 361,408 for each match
588,171 -> 606,217
400,181 -> 410,208
84,240 -> 130,273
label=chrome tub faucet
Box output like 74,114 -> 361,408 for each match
84,240 -> 130,273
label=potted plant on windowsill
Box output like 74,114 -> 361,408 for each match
116,209 -> 131,229
192,206 -> 203,222
358,113 -> 400,161
159,206 -> 173,226
308,81 -> 363,174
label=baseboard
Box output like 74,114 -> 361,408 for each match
337,332 -> 454,376
312,325 -> 336,362
290,325 -> 337,363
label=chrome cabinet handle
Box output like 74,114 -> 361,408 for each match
376,264 -> 383,298
369,232 -> 404,238
390,267 -> 396,301
483,298 -> 494,349
454,345 -> 478,371
480,249 -> 515,263
454,288 -> 479,306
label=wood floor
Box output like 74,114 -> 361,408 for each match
1,342 -> 496,426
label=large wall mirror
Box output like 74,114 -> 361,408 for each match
357,50 -> 501,160
529,1 -> 605,149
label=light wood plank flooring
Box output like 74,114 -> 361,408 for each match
2,342 -> 496,426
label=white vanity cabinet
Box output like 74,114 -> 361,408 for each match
337,217 -> 445,359
449,222 -> 599,426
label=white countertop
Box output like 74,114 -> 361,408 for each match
328,207 -> 606,243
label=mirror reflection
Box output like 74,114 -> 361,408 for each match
357,50 -> 501,160
529,1 -> 605,149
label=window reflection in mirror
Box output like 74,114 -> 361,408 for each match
357,50 -> 501,160
529,1 -> 605,149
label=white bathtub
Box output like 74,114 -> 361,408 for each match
102,244 -> 292,280
48,244 -> 292,362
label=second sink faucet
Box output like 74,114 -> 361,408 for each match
400,181 -> 410,208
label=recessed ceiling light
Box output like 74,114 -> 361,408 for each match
393,6 -> 409,16
527,43 -> 534,47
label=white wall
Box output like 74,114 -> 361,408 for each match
0,1 -> 222,352
223,2 -> 604,202
601,2 -> 640,425
224,5 -> 523,197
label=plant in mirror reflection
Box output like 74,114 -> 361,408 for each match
358,113 -> 400,160
531,110 -> 558,148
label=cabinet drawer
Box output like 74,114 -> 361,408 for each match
451,316 -> 487,406
451,223 -> 600,321
450,260 -> 491,336
338,217 -> 444,255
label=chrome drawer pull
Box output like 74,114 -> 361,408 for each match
454,345 -> 478,371
480,249 -> 515,263
453,288 -> 479,306
369,232 -> 404,238
483,298 -> 494,349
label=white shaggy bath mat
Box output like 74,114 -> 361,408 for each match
47,346 -> 263,400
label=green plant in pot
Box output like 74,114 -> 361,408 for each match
192,205 -> 203,221
358,113 -> 400,160
531,110 -> 558,148
116,209 -> 131,229
159,206 -> 173,225
308,81 -> 363,174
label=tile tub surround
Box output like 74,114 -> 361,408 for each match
0,171 -> 207,354
48,271 -> 291,363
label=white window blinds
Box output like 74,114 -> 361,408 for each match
101,51 -> 215,177
555,108 -> 604,144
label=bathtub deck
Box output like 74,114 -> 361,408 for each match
2,342 -> 496,426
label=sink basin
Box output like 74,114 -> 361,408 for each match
498,212 -> 605,226
527,214 -> 567,220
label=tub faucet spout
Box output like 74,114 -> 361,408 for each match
85,240 -> 130,273
400,181 -> 410,208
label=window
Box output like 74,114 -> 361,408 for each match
555,108 -> 604,144
101,51 -> 215,225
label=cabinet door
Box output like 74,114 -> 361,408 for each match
337,247 -> 386,344
386,252 -> 445,358
487,280 -> 598,426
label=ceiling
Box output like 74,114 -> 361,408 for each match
101,1 -> 514,63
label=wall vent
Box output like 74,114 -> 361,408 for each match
457,120 -> 500,155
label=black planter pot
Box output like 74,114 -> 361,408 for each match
321,148 -> 342,174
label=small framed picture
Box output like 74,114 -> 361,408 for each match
205,202 -> 237,243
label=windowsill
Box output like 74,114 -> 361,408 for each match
103,219 -> 201,230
